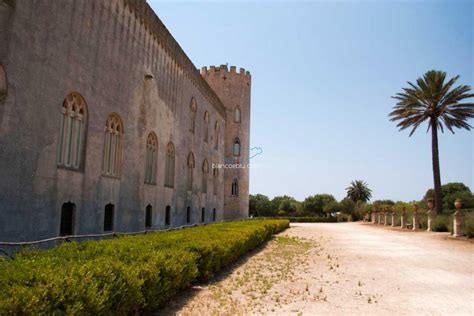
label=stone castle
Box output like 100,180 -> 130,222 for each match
0,0 -> 251,242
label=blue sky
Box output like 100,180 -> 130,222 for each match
150,0 -> 473,202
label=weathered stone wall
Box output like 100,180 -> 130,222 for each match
0,0 -> 248,242
202,65 -> 251,219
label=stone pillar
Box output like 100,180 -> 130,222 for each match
391,211 -> 396,227
412,212 -> 419,230
453,199 -> 463,237
427,209 -> 435,232
384,212 -> 388,226
377,212 -> 381,224
400,210 -> 407,229
371,212 -> 375,223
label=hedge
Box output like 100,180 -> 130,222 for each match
0,219 -> 289,315
273,216 -> 337,223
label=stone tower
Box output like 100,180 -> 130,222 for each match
201,65 -> 251,219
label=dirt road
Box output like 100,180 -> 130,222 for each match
161,222 -> 474,315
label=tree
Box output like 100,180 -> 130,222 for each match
423,182 -> 474,210
302,194 -> 336,216
249,194 -> 273,217
346,180 -> 372,203
390,70 -> 474,213
339,198 -> 355,214
323,201 -> 341,217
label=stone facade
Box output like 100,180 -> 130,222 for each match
0,0 -> 251,242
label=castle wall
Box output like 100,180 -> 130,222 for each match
0,0 -> 235,242
202,65 -> 251,219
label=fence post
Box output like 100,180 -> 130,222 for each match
453,199 -> 464,238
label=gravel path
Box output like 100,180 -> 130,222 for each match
161,222 -> 474,315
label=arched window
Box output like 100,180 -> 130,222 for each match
186,206 -> 191,224
104,203 -> 114,232
0,64 -> 6,102
189,98 -> 197,133
202,159 -> 209,193
145,132 -> 158,184
201,207 -> 205,223
145,205 -> 152,228
204,111 -> 210,143
233,138 -> 241,157
234,105 -> 241,123
214,121 -> 219,150
213,167 -> 218,196
165,205 -> 171,226
212,208 -> 216,222
102,113 -> 123,177
57,92 -> 87,169
60,202 -> 75,236
187,152 -> 195,191
231,178 -> 239,196
165,142 -> 175,188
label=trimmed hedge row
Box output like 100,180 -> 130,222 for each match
274,216 -> 337,223
0,219 -> 289,315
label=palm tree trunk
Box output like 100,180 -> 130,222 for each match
431,118 -> 442,214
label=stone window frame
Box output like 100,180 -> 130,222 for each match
231,178 -> 239,197
189,97 -> 197,133
57,92 -> 88,170
214,121 -> 220,150
0,63 -> 6,103
202,159 -> 209,193
204,111 -> 210,143
187,151 -> 195,191
234,105 -> 241,123
213,166 -> 218,196
102,113 -> 124,177
164,142 -> 175,188
233,137 -> 241,157
145,204 -> 153,228
144,132 -> 158,185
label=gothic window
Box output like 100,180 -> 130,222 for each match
165,205 -> 171,226
104,203 -> 114,232
0,64 -> 6,102
57,92 -> 87,169
145,132 -> 158,184
187,152 -> 195,191
212,208 -> 216,222
189,98 -> 197,133
233,138 -> 241,157
201,207 -> 205,223
165,142 -> 175,188
214,121 -> 219,150
145,205 -> 152,228
204,111 -> 209,143
231,178 -> 239,196
186,206 -> 191,224
234,105 -> 241,123
202,159 -> 209,193
102,113 -> 123,177
59,202 -> 75,236
213,167 -> 218,196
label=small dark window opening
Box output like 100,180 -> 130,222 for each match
60,202 -> 75,236
201,207 -> 205,223
186,206 -> 191,224
145,205 -> 153,228
165,205 -> 171,226
104,203 -> 114,232
212,208 -> 216,222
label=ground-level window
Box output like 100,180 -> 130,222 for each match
212,208 -> 216,222
60,202 -> 75,236
145,205 -> 152,228
186,206 -> 191,224
104,203 -> 114,232
201,207 -> 205,223
231,179 -> 239,196
165,205 -> 171,226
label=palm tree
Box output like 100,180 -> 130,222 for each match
346,180 -> 372,202
390,70 -> 474,213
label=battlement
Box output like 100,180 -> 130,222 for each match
201,65 -> 251,81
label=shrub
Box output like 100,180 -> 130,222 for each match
276,216 -> 337,223
0,219 -> 288,314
